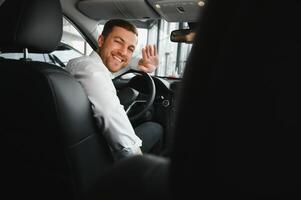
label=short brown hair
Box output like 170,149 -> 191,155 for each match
101,19 -> 138,38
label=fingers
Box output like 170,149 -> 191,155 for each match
150,44 -> 157,56
140,44 -> 159,72
146,45 -> 151,57
142,44 -> 157,58
148,45 -> 153,57
153,44 -> 157,56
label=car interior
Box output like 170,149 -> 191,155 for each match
1,0 -> 300,199
0,0 -> 200,162
0,0 -> 114,199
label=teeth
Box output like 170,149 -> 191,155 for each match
113,55 -> 122,62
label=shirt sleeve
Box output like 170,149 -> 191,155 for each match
66,59 -> 142,160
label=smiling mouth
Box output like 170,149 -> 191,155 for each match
113,55 -> 123,63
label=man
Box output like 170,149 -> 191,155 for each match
66,19 -> 163,161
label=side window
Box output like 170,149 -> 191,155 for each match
28,53 -> 47,62
60,17 -> 93,56
50,17 -> 93,67
0,52 -> 49,63
0,17 -> 92,67
50,44 -> 83,66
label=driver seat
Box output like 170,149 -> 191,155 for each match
0,0 -> 113,199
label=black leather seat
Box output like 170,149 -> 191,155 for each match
85,0 -> 301,199
0,0 -> 113,199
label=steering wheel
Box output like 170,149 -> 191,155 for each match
114,69 -> 156,122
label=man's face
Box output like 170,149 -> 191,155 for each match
98,26 -> 137,72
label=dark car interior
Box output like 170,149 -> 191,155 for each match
1,0 -> 300,199
0,0 -> 113,199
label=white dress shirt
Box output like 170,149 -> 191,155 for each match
65,51 -> 142,160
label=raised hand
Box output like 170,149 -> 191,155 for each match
137,44 -> 159,73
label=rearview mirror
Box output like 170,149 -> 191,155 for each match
170,29 -> 196,44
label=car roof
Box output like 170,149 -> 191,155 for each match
60,0 -> 206,48
63,0 -> 205,22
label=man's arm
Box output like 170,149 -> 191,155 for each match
66,56 -> 143,161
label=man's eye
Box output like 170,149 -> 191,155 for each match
129,48 -> 134,53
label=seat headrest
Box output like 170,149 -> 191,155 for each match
0,0 -> 62,53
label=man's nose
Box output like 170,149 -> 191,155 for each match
118,45 -> 127,55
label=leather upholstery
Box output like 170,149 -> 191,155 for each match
0,0 -> 113,199
0,0 -> 62,52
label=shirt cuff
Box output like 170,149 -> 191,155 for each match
112,146 -> 142,161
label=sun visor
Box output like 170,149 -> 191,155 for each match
146,0 -> 206,22
77,0 -> 160,20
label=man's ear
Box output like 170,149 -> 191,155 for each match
97,35 -> 104,48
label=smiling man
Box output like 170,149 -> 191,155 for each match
66,19 -> 163,161
98,26 -> 137,73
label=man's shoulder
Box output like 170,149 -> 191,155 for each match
67,55 -> 91,66
66,54 -> 96,72
66,52 -> 109,76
